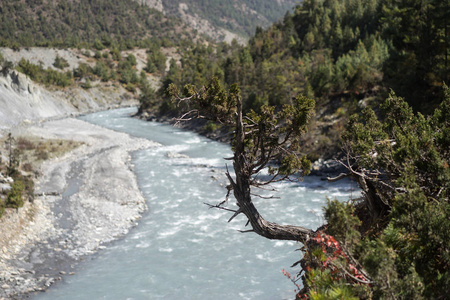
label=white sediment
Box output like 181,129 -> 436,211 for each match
0,117 -> 159,299
0,52 -> 161,297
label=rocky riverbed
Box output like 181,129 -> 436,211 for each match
0,117 -> 159,299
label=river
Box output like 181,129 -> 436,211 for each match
35,107 -> 357,300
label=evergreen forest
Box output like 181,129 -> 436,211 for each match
0,0 -> 193,49
147,0 -> 448,158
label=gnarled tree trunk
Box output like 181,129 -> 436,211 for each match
227,97 -> 313,242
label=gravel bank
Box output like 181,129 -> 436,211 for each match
0,117 -> 159,299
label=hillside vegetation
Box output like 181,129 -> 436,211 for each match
155,0 -> 448,109
145,0 -> 448,158
160,0 -> 298,38
157,1 -> 449,299
0,0 -> 299,47
0,0 -> 193,49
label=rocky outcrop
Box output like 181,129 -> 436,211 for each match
177,3 -> 245,44
0,70 -> 72,130
134,0 -> 164,12
0,69 -> 137,131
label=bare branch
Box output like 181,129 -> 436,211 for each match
204,202 -> 238,213
228,208 -> 243,223
250,193 -> 280,200
239,229 -> 255,233
327,173 -> 350,182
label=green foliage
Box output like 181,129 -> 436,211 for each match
16,58 -> 72,87
309,88 -> 450,299
81,78 -> 92,89
6,180 -> 25,209
0,199 -> 4,218
53,55 -> 69,69
145,60 -> 157,73
125,83 -> 136,93
138,80 -> 157,112
145,47 -> 166,74
94,51 -> 102,59
117,57 -> 138,85
126,54 -> 137,67
94,39 -> 105,51
307,269 -> 359,300
110,48 -> 121,61
93,61 -> 112,82
344,88 -> 450,197
304,231 -> 371,299
324,199 -> 361,249
175,78 -> 239,123
145,0 -> 445,126
0,53 -> 14,76
381,0 -> 449,110
203,121 -> 219,133
169,78 -> 315,180
0,0 -> 192,49
148,0 -> 393,125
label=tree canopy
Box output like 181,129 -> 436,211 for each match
0,0 -> 193,49
309,86 -> 450,299
168,78 -> 316,241
169,76 -> 450,299
150,0 -> 448,122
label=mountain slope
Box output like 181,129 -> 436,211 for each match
0,0 -> 194,48
135,0 -> 299,42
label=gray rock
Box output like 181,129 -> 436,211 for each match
44,278 -> 55,287
166,151 -> 189,159
0,183 -> 11,192
10,71 -> 30,94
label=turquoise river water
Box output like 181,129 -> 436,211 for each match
35,108 -> 357,300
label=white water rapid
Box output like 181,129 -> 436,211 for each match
34,108 -> 357,300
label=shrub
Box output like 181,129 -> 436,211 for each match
22,163 -> 33,172
301,87 -> 450,299
110,48 -> 121,61
204,121 -> 218,133
16,137 -> 35,151
125,83 -> 136,93
53,55 -> 69,69
6,181 -> 25,209
1,55 -> 14,76
17,58 -> 73,87
126,54 -> 137,66
0,199 -> 4,218
81,78 -> 92,89
94,39 -> 105,51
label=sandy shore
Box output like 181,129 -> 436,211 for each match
0,117 -> 159,299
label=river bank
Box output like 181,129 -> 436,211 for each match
0,116 -> 159,299
138,112 -> 346,178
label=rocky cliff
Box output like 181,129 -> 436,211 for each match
133,0 -> 297,43
0,65 -> 137,132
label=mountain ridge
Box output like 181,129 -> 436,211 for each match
133,0 -> 299,42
